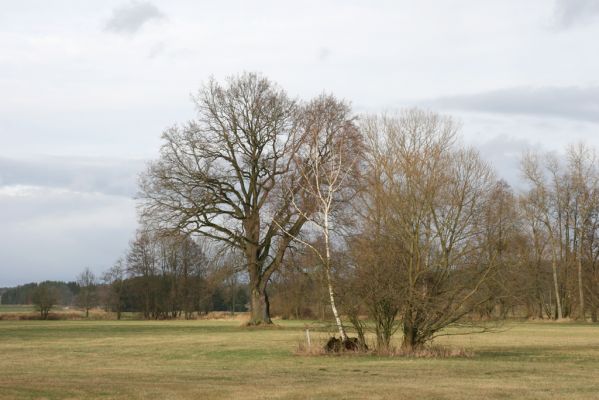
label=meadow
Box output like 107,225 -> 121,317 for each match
1,318 -> 599,399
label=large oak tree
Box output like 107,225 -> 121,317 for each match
139,73 -> 356,324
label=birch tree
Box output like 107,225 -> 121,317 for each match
282,95 -> 361,341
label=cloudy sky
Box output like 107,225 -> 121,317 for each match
1,0 -> 599,286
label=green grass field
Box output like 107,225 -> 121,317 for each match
1,319 -> 599,399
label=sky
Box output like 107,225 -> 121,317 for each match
1,0 -> 599,286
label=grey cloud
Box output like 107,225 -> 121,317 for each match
147,42 -> 166,58
427,86 -> 599,123
0,187 -> 136,286
554,0 -> 599,28
104,1 -> 165,34
318,47 -> 332,62
0,156 -> 146,197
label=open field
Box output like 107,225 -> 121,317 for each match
1,320 -> 599,399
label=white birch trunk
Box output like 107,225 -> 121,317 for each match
324,210 -> 347,341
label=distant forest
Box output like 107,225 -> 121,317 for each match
0,276 -> 249,318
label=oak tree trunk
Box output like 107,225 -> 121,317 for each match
249,284 -> 271,325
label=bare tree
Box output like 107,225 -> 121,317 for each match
178,235 -> 209,319
77,268 -> 97,318
33,283 -> 58,320
520,148 -> 599,320
139,73 -> 355,324
521,153 -> 566,319
525,144 -> 599,321
279,94 -> 361,341
519,193 -> 553,319
103,259 -> 126,320
357,111 -> 498,351
126,230 -> 159,319
566,143 -> 599,320
477,180 -> 530,319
